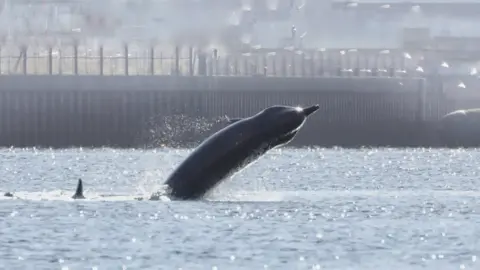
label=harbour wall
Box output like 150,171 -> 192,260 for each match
0,75 -> 472,148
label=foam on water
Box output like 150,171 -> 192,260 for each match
4,189 -> 480,203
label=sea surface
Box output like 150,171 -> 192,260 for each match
0,147 -> 479,270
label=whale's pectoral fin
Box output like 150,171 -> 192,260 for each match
225,115 -> 243,124
72,178 -> 85,199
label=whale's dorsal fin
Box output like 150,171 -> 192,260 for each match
72,179 -> 85,199
225,115 -> 243,124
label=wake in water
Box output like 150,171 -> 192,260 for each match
4,185 -> 480,203
1,188 -> 170,202
1,178 -> 172,202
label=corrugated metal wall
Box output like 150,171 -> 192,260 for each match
0,76 -> 435,148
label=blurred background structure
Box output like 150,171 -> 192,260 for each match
0,0 -> 479,78
0,0 -> 479,148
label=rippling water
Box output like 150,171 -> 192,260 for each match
1,147 -> 479,270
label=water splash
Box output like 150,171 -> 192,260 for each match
139,114 -> 224,148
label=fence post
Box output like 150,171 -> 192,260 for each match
99,45 -> 104,75
175,46 -> 180,76
309,52 -> 314,77
188,47 -> 195,76
73,41 -> 78,75
150,46 -> 155,75
22,46 -> 27,75
124,44 -> 129,76
262,54 -> 268,77
301,53 -> 306,77
213,49 -> 218,76
198,51 -> 206,76
58,49 -> 62,75
272,56 -> 277,77
263,55 -> 267,76
48,47 -> 53,75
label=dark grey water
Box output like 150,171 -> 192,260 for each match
1,147 -> 479,270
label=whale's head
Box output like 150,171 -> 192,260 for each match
259,104 -> 320,139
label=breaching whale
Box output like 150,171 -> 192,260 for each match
156,104 -> 320,200
438,108 -> 480,147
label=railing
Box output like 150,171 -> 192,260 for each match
0,43 -> 434,77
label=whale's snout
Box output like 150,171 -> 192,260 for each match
303,105 -> 320,116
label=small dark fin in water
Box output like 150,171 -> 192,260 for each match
225,115 -> 243,124
72,179 -> 85,199
4,192 -> 14,197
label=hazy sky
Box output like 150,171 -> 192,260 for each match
0,0 -> 479,49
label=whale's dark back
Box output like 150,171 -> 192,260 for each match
165,116 -> 273,200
